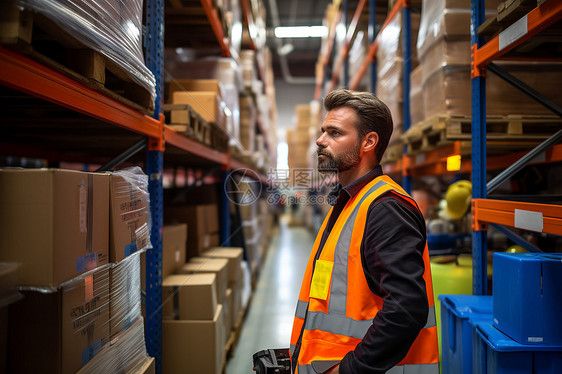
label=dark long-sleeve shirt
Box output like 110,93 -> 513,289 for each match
320,166 -> 429,374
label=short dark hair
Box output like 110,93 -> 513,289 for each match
323,89 -> 393,163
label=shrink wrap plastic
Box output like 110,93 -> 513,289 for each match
20,0 -> 156,105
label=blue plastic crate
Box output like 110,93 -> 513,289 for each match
473,320 -> 562,374
438,295 -> 493,374
493,253 -> 562,345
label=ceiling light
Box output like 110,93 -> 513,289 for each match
274,26 -> 329,38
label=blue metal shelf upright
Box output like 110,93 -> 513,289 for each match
145,0 -> 165,371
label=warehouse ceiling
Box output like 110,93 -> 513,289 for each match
263,0 -> 391,80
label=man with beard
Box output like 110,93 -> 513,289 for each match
289,89 -> 439,374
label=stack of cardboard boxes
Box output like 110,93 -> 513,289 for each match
164,57 -> 242,145
415,0 -> 562,123
161,246 -> 244,374
287,104 -> 318,180
375,9 -> 421,152
0,167 -> 154,374
164,203 -> 221,259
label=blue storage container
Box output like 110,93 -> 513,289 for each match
493,253 -> 562,345
439,295 -> 493,374
473,320 -> 562,374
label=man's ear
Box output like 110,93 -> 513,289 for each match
362,131 -> 379,153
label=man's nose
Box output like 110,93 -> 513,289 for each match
316,132 -> 327,148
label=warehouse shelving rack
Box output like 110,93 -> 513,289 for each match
0,0 -> 272,371
319,0 -> 414,192
470,0 -> 562,295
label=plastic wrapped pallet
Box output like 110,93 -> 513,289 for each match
109,251 -> 142,338
109,167 -> 151,263
416,0 -> 500,63
423,63 -> 562,118
77,317 -> 152,374
8,252 -> 151,373
376,61 -> 403,126
18,0 -> 156,107
8,265 -> 112,374
409,64 -> 424,126
375,10 -> 421,127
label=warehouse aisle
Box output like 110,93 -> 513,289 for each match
226,216 -> 315,373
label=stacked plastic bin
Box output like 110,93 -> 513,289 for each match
472,253 -> 562,374
439,294 -> 493,374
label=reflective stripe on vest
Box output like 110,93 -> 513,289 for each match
290,175 -> 439,373
297,362 -> 440,374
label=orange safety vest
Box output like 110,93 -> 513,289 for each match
290,175 -> 439,374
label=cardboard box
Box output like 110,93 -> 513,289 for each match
164,204 -> 220,257
163,305 -> 226,374
172,91 -> 225,124
109,252 -> 142,338
162,273 -> 217,320
180,258 -> 229,303
140,224 -> 188,294
168,79 -> 223,99
0,169 -> 109,287
8,266 -> 111,374
109,169 -> 150,262
162,224 -> 188,278
200,247 -> 243,285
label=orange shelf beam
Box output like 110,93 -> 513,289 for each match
164,125 -> 228,165
314,9 -> 342,100
326,0 -> 367,93
473,0 -> 562,69
381,142 -> 562,178
473,199 -> 562,235
200,0 -> 231,57
349,0 -> 404,90
240,0 -> 257,50
0,47 -> 162,140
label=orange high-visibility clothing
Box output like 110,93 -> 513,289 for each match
290,175 -> 439,374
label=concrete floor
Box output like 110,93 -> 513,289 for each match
226,218 -> 314,373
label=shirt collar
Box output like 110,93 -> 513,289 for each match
328,165 -> 384,205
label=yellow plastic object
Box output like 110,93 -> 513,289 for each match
505,245 -> 528,253
445,180 -> 472,219
430,254 -> 492,363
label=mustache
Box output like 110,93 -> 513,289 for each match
317,148 -> 332,157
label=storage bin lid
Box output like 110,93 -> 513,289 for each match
475,320 -> 562,352
438,294 -> 493,318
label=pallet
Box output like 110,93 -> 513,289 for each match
402,114 -> 561,155
0,2 -> 154,114
165,103 -> 231,153
166,103 -> 212,144
478,0 -> 543,38
381,142 -> 404,165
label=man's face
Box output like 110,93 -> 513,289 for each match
316,107 -> 362,173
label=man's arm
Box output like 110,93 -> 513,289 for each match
339,194 -> 429,374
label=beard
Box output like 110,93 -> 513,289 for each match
317,143 -> 361,173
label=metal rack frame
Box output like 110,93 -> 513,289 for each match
0,1 -> 272,372
470,0 -> 562,295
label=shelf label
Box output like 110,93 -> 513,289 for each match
499,15 -> 528,51
514,209 -> 543,232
